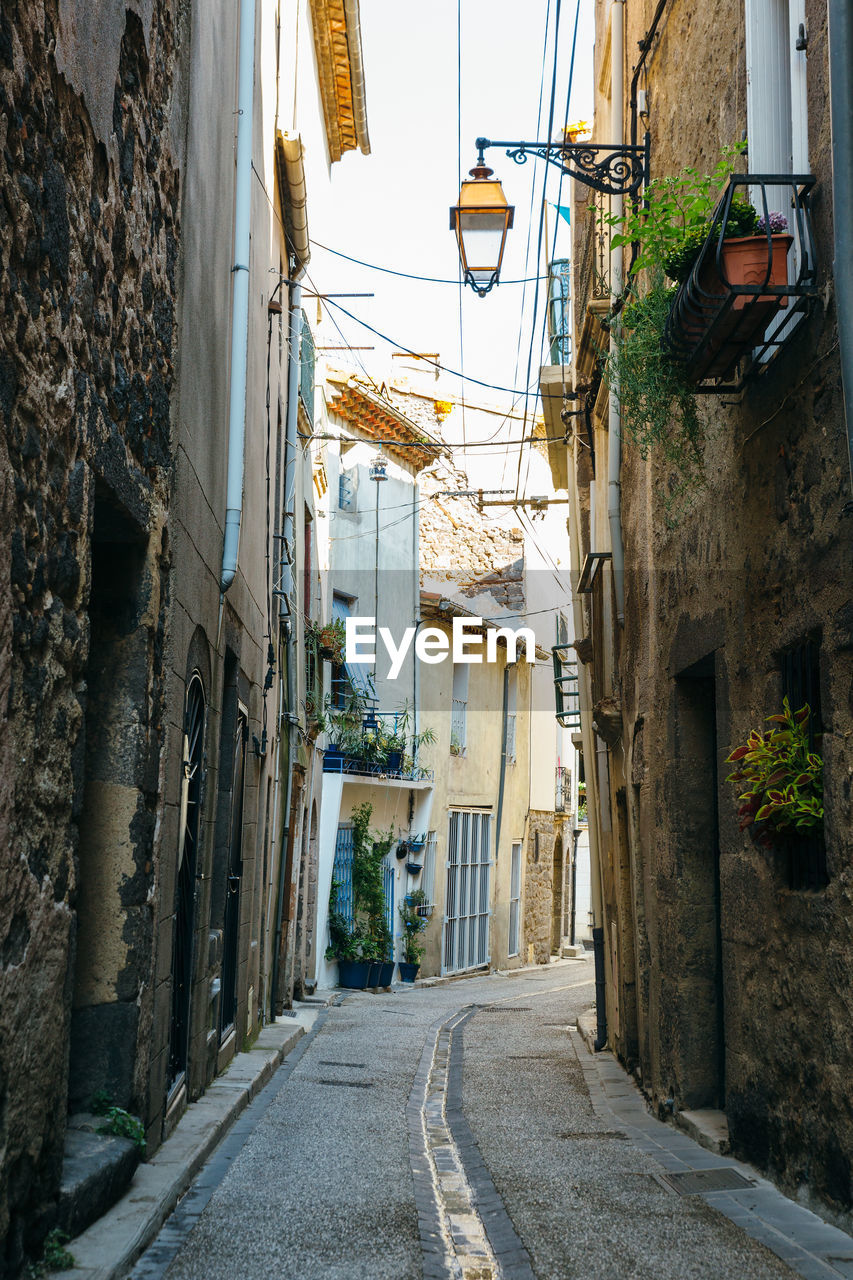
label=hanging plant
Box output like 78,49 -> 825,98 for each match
724,697 -> 823,849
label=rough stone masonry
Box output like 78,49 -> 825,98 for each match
0,2 -> 183,1271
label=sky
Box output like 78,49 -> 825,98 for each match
304,0 -> 595,415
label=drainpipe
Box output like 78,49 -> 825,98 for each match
607,0 -> 626,622
494,665 -> 510,860
220,0 -> 257,592
827,0 -> 853,514
270,278 -> 304,1013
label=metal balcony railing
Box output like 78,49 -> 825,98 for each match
323,708 -> 434,781
665,174 -> 818,391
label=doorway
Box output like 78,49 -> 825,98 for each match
674,657 -> 726,1109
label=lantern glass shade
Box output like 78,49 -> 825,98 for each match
450,169 -> 514,295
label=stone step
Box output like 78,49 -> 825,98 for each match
55,1116 -> 141,1240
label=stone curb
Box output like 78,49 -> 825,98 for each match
416,955 -> 590,989
58,1008 -> 322,1280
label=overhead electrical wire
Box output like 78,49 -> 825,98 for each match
321,297 -> 555,400
308,238 -> 548,286
514,0 -> 563,505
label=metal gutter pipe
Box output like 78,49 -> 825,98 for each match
220,0 -> 257,592
827,0 -> 853,514
494,666 -> 510,860
269,276 -> 304,1014
608,0 -> 626,623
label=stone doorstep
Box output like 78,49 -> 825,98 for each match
57,1017 -> 311,1280
676,1108 -> 730,1156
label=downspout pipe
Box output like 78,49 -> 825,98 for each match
827,0 -> 853,515
608,0 -> 626,623
494,665 -> 510,863
220,0 -> 257,592
269,277 -> 304,1014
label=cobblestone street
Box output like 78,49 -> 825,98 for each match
125,962 -> 849,1280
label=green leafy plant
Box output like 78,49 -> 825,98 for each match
724,697 -> 823,848
306,617 -> 347,664
325,803 -> 394,964
603,145 -> 755,522
399,890 -> 429,965
25,1229 -> 76,1277
608,143 -> 748,279
605,275 -> 705,525
97,1106 -> 146,1153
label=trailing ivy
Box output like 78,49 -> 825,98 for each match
605,276 -> 706,526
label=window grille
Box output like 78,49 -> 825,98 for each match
338,471 -> 355,511
442,810 -> 491,974
508,842 -> 521,956
780,637 -> 826,890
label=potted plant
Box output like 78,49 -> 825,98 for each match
314,617 -> 346,663
399,890 -> 429,981
724,697 -> 823,850
325,891 -> 371,989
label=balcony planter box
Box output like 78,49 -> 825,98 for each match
386,750 -> 403,772
668,233 -> 795,381
337,959 -> 370,989
398,961 -> 419,983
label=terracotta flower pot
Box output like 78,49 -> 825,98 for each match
715,233 -> 793,310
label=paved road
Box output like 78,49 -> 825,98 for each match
131,961 -> 809,1280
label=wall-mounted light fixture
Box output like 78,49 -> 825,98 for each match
452,134 -> 650,296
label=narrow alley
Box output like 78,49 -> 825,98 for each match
119,963 -> 841,1280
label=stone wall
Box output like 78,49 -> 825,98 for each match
523,811 -> 558,965
0,2 -> 181,1269
600,0 -> 853,1223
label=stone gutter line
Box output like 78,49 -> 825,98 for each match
59,1003 -> 331,1280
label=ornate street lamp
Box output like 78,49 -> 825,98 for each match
449,155 -> 515,297
452,134 -> 650,296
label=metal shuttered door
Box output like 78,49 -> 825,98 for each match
442,810 -> 492,974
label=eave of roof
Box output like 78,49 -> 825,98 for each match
418,591 -> 549,661
327,376 -> 443,472
309,0 -> 370,163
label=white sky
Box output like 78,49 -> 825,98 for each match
306,0 -> 595,413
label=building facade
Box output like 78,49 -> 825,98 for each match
0,0 -> 370,1268
544,0 -> 853,1225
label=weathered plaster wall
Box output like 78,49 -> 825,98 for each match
0,1 -> 180,1267
613,0 -> 853,1221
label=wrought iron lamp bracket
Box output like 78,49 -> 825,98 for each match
475,134 -> 650,200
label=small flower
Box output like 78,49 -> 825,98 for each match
756,211 -> 788,234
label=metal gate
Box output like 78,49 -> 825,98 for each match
442,810 -> 492,974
